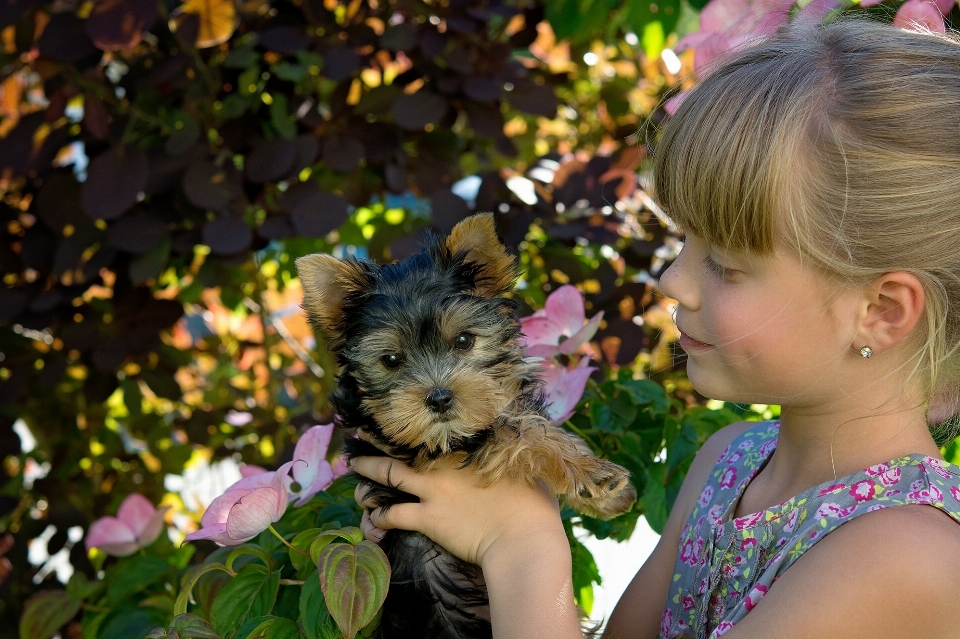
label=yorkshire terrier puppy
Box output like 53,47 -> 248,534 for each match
297,213 -> 636,639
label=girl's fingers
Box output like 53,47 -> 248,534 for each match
350,456 -> 420,495
368,501 -> 421,533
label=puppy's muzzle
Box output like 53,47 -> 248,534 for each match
425,387 -> 454,415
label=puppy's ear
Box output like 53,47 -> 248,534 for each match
296,253 -> 369,337
445,213 -> 516,296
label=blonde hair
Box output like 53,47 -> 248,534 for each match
653,19 -> 960,431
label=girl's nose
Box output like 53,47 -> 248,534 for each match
658,249 -> 699,311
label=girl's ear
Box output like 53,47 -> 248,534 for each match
856,272 -> 926,354
296,253 -> 371,338
445,213 -> 516,297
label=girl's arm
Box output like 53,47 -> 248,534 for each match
350,455 -> 583,639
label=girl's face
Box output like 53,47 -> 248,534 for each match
659,234 -> 862,407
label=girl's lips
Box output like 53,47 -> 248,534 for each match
679,331 -> 713,350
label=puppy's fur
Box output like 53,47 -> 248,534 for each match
297,214 -> 636,638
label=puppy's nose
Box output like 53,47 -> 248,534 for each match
425,388 -> 454,414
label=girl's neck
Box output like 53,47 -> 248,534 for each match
738,384 -> 939,515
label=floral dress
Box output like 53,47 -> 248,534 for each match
660,420 -> 960,639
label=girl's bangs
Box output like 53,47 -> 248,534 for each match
653,49 -> 816,255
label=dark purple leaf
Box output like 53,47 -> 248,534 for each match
86,0 -> 158,51
391,91 -> 448,130
418,28 -> 446,57
429,189 -> 471,232
92,335 -> 128,371
145,150 -> 194,196
165,111 -> 201,156
353,84 -> 401,115
355,123 -> 400,163
202,217 -> 252,255
81,145 -> 149,220
29,289 -> 63,313
258,24 -> 309,53
0,0 -> 39,30
54,224 -> 102,277
435,71 -> 461,95
37,14 -> 97,62
245,138 -> 296,183
290,134 -> 319,176
107,212 -> 168,253
321,134 -> 365,172
463,76 -> 503,102
183,159 -> 242,211
390,228 -> 429,261
257,214 -> 294,240
82,95 -> 111,139
289,190 -> 349,238
464,103 -> 504,137
599,318 -> 648,366
380,23 -> 417,51
445,47 -> 474,74
323,47 -> 361,81
36,172 -> 86,233
0,288 -> 27,321
384,161 -> 407,194
505,79 -> 558,117
0,112 -> 67,177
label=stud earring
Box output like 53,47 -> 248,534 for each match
859,346 -> 873,358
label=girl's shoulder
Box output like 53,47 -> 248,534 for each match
726,503 -> 960,639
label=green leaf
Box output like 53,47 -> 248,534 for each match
106,555 -> 171,606
270,94 -> 296,139
290,528 -> 325,577
245,616 -> 301,639
129,236 -> 171,284
570,537 -> 601,616
308,527 -> 364,566
101,607 -> 169,639
622,0 -> 681,52
175,563 -> 232,616
226,544 -> 274,573
211,564 -> 281,639
641,463 -> 669,534
19,590 -> 83,639
299,574 -> 343,639
225,44 -> 259,69
148,614 -> 222,639
317,541 -> 390,639
66,571 -> 104,601
272,62 -> 308,82
620,378 -> 670,417
166,110 -> 202,156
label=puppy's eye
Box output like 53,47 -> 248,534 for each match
453,333 -> 475,351
381,353 -> 403,369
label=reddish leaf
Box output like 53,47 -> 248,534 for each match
183,158 -> 242,211
0,0 -> 39,30
323,47 -> 361,81
202,217 -> 252,255
318,540 -> 390,639
390,91 -> 448,130
107,212 -> 168,254
37,14 -> 97,62
505,79 -> 558,117
82,95 -> 111,139
19,590 -> 82,639
258,24 -> 309,53
245,138 -> 296,183
257,214 -> 294,240
463,76 -> 502,102
430,189 -> 471,232
36,172 -> 86,233
81,145 -> 149,220
86,0 -> 158,51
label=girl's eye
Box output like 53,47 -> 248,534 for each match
381,353 -> 403,369
453,333 -> 475,351
701,255 -> 731,279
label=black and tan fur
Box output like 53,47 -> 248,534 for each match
297,213 -> 636,638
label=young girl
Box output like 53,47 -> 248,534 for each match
350,19 -> 960,639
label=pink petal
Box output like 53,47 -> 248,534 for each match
271,461 -> 296,514
183,523 -> 233,545
331,454 -> 350,479
543,285 -> 586,336
225,487 -> 283,542
86,517 -> 138,556
795,0 -> 841,23
545,365 -> 595,423
893,0 -> 946,31
294,461 -> 335,507
525,343 -> 561,358
201,488 -> 252,527
674,31 -> 712,53
558,311 -> 604,355
240,464 -> 269,478
933,0 -> 955,13
116,493 -> 157,538
537,358 -> 566,394
664,91 -> 689,116
519,316 -> 564,347
135,506 -> 170,549
699,0 -> 752,32
292,424 -> 335,488
694,33 -> 733,72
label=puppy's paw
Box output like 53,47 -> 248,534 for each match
570,458 -> 636,519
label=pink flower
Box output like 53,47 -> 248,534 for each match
85,493 -> 169,557
893,0 -> 946,32
290,424 -> 337,506
719,467 -> 737,489
740,536 -> 758,551
925,457 -> 953,479
950,485 -> 960,502
865,462 -> 889,477
744,584 -> 768,611
849,480 -> 877,502
661,609 -> 674,637
698,485 -> 715,507
734,511 -> 764,530
519,285 -> 603,358
538,357 -> 595,423
715,621 -> 736,636
815,502 -> 855,519
818,482 -> 847,496
184,461 -> 295,546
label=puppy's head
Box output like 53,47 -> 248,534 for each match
297,214 -> 538,457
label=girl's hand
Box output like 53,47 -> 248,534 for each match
350,455 -> 563,567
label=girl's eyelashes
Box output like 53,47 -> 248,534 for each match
701,255 -> 732,279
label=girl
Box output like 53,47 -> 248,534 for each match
350,19 -> 960,638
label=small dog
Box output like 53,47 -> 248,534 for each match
297,213 -> 636,638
